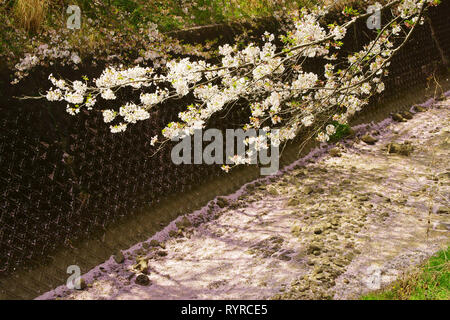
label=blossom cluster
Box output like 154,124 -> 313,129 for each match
9,18 -> 211,85
40,0 -> 435,171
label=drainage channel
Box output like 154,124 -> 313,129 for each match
1,77 -> 448,300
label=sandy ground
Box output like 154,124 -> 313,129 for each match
37,95 -> 449,300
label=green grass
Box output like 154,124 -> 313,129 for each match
0,0 -> 320,69
3,0 -> 320,33
362,246 -> 450,300
0,0 -> 384,72
329,120 -> 352,142
86,0 -> 319,32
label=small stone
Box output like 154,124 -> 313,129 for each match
308,243 -> 322,254
134,248 -> 145,256
297,285 -> 307,292
414,105 -> 426,112
331,218 -> 340,226
168,230 -> 178,237
329,148 -> 341,157
135,274 -> 151,286
291,225 -> 302,235
113,251 -> 125,264
216,197 -> 229,208
149,239 -> 160,247
313,227 -> 322,235
157,250 -> 168,257
268,186 -> 279,196
333,258 -> 347,267
278,254 -> 292,261
314,265 -> 324,274
347,128 -> 356,138
361,134 -> 378,145
246,184 -> 256,191
392,113 -> 405,122
437,206 -> 449,215
315,273 -> 325,280
134,257 -> 149,273
287,197 -> 300,207
387,142 -> 413,156
303,186 -> 313,195
400,111 -> 413,120
176,216 -> 192,229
